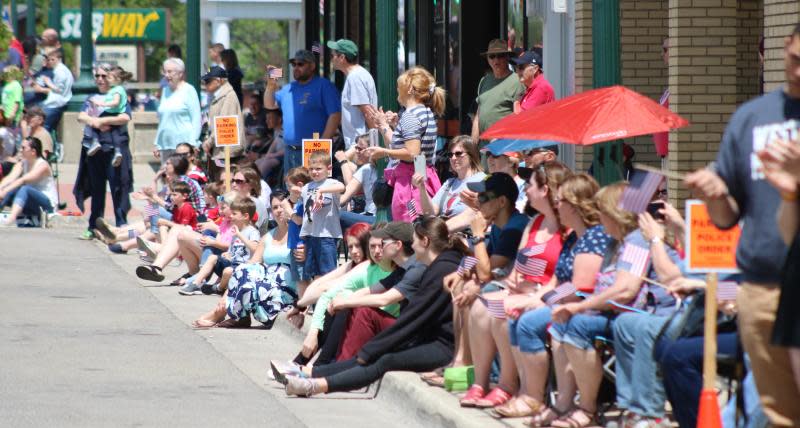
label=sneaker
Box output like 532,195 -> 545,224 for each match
200,282 -> 219,296
86,139 -> 101,156
136,236 -> 158,260
178,277 -> 203,295
285,376 -> 316,397
108,243 -> 126,254
79,229 -> 95,240
111,150 -> 122,167
95,218 -> 117,242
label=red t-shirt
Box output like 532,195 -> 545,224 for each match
521,214 -> 564,284
172,202 -> 198,230
519,74 -> 555,111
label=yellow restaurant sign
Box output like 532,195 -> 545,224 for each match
60,9 -> 168,42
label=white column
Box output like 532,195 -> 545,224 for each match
212,17 -> 231,49
200,19 -> 210,70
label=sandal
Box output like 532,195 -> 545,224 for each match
527,406 -> 568,427
136,264 -> 164,282
550,407 -> 597,428
493,395 -> 543,418
423,374 -> 445,388
216,316 -> 252,329
459,384 -> 486,407
170,272 -> 192,286
474,387 -> 513,408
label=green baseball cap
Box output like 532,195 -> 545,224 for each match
326,39 -> 358,58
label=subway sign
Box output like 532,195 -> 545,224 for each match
60,9 -> 167,42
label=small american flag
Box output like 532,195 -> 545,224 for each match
716,281 -> 738,302
457,256 -> 478,276
143,202 -> 160,218
478,296 -> 507,319
620,170 -> 664,214
127,229 -> 138,240
544,282 -> 577,306
406,199 -> 418,219
515,248 -> 548,278
311,41 -> 322,55
619,243 -> 651,277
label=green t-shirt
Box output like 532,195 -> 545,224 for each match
311,262 -> 395,330
2,80 -> 23,125
476,72 -> 525,136
104,85 -> 128,114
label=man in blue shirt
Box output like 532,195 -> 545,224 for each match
264,50 -> 341,176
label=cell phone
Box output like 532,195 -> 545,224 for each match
414,154 -> 426,178
646,201 -> 665,220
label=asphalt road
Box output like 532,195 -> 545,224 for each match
0,229 -> 415,428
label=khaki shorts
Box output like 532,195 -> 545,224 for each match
737,282 -> 800,427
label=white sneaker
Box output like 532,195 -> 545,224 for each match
111,150 -> 122,167
86,139 -> 101,156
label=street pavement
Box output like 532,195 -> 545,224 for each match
0,228 -> 420,428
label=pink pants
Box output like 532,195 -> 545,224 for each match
385,162 -> 441,222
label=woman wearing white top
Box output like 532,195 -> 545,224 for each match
153,58 -> 201,166
0,137 -> 57,226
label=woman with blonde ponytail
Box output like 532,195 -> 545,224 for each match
366,66 -> 444,222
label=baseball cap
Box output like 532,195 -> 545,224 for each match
289,50 -> 315,65
370,222 -> 414,245
326,39 -> 359,58
200,66 -> 227,82
467,173 -> 519,205
511,51 -> 543,68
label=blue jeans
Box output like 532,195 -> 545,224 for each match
283,145 -> 303,179
2,185 -> 54,215
303,236 -> 338,281
613,312 -> 676,417
509,306 -> 552,353
43,105 -> 66,132
549,313 -> 614,350
340,210 -> 376,231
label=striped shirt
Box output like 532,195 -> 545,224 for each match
178,175 -> 206,215
391,105 -> 437,166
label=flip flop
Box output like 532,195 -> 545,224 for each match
192,319 -> 218,329
136,265 -> 164,282
170,272 -> 192,286
94,218 -> 117,242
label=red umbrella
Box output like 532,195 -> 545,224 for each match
480,85 -> 689,145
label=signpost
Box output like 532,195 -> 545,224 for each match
60,9 -> 168,43
684,200 -> 741,428
213,115 -> 241,192
302,132 -> 333,171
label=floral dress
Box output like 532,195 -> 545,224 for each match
226,229 -> 296,325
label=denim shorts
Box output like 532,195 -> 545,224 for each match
213,257 -> 239,277
509,306 -> 552,353
303,236 -> 339,281
289,252 -> 305,286
548,313 -> 615,350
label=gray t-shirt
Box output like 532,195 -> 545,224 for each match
431,172 -> 487,218
341,66 -> 378,149
300,178 -> 344,239
353,163 -> 377,215
370,255 -> 425,301
715,88 -> 798,284
228,225 -> 261,264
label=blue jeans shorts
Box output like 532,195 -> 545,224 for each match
303,236 -> 338,281
509,306 -> 552,353
213,257 -> 240,277
549,313 -> 615,350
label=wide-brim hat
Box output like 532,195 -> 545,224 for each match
481,39 -> 512,56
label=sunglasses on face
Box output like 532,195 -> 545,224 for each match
94,74 -> 108,79
487,54 -> 506,60
449,151 -> 466,159
232,178 -> 246,185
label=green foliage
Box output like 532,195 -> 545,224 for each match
230,19 -> 287,85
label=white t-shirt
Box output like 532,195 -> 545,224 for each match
341,66 -> 377,149
228,225 -> 261,264
300,178 -> 344,239
431,172 -> 486,218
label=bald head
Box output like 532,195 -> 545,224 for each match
41,28 -> 60,48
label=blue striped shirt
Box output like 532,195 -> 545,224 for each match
391,105 -> 437,166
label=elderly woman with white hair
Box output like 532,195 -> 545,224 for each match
153,57 -> 201,165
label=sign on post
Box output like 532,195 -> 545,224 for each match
302,138 -> 333,169
685,199 -> 741,273
214,115 -> 241,192
60,9 -> 168,42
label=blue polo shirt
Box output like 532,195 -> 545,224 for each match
275,76 -> 341,147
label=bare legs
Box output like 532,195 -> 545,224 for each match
550,340 -> 578,412
563,344 -> 601,413
192,291 -> 228,327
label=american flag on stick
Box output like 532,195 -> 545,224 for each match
311,41 -> 322,55
515,246 -> 548,277
544,282 -> 577,306
457,256 -> 478,276
716,281 -> 739,302
143,202 -> 160,218
406,199 -> 418,219
619,169 -> 664,214
477,296 -> 507,319
619,243 -> 651,277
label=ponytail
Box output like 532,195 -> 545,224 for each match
428,86 -> 446,117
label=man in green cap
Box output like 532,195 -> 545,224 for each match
327,39 -> 378,151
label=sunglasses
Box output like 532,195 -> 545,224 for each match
449,151 -> 466,159
94,74 -> 108,79
478,192 -> 497,205
232,178 -> 246,185
487,54 -> 506,60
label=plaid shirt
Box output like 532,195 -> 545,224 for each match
178,175 -> 206,215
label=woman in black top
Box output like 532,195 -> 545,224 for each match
220,49 -> 243,107
281,216 -> 468,396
